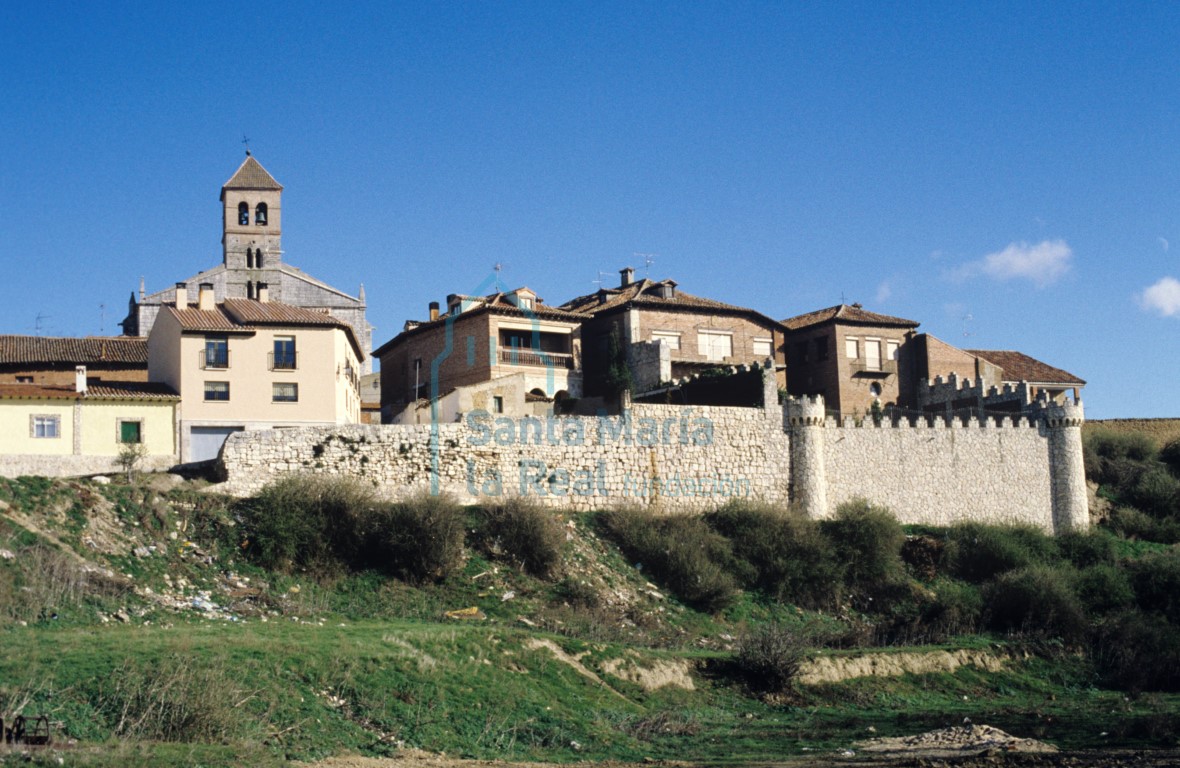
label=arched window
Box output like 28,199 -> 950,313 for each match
255,203 -> 268,226
256,250 -> 264,268
238,202 -> 249,225
247,281 -> 255,299
246,248 -> 254,269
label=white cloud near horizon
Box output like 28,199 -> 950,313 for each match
950,239 -> 1073,287
1140,276 -> 1180,317
875,280 -> 892,303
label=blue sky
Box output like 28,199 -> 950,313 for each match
1,2 -> 1177,418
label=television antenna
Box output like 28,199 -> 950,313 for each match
493,262 -> 505,291
34,313 -> 52,336
591,270 -> 609,289
962,313 -> 975,338
99,303 -> 106,335
634,252 -> 657,277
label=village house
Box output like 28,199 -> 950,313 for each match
0,335 -> 149,386
147,284 -> 364,462
374,288 -> 584,423
560,268 -> 787,396
120,153 -> 375,372
0,367 -> 178,478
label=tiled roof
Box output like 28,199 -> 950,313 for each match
0,381 -> 178,401
781,304 -> 919,330
222,155 -> 283,191
559,279 -> 782,330
0,335 -> 148,365
162,298 -> 364,359
965,350 -> 1086,386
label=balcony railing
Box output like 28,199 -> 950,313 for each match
199,349 -> 230,370
269,351 -> 299,371
849,359 -> 897,376
499,349 -> 576,369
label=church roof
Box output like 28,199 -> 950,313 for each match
222,155 -> 283,191
0,335 -> 148,365
781,304 -> 919,330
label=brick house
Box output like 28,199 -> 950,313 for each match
374,288 -> 585,423
782,303 -> 919,416
0,335 -> 148,386
560,268 -> 787,396
147,284 -> 364,462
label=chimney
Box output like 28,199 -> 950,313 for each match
620,266 -> 635,287
198,283 -> 215,311
75,365 -> 87,394
257,282 -> 269,303
429,301 -> 440,321
174,282 -> 188,308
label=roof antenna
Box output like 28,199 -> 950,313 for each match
962,313 -> 975,338
99,303 -> 106,335
634,252 -> 657,278
591,270 -> 609,289
35,313 -> 51,336
840,291 -> 847,305
242,134 -> 252,156
493,262 -> 504,292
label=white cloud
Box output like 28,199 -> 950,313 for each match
1159,237 -> 1170,252
875,281 -> 892,303
950,239 -> 1073,287
1140,276 -> 1180,317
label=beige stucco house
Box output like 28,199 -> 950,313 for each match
148,284 -> 364,462
0,368 -> 178,478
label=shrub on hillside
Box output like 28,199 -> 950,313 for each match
1128,552 -> 1180,623
1104,506 -> 1180,544
982,565 -> 1088,643
369,493 -> 465,584
1085,429 -> 1157,490
1092,610 -> 1180,692
601,507 -> 738,613
1130,468 -> 1180,517
942,522 -> 1059,583
820,499 -> 905,597
244,475 -> 376,574
479,497 -> 566,579
921,577 -> 984,640
1056,529 -> 1118,568
1161,439 -> 1180,478
734,622 -> 807,693
706,500 -> 842,608
1075,564 -> 1134,615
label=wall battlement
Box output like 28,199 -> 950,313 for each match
219,381 -> 1089,534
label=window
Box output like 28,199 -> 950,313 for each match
272,382 -> 298,402
256,250 -> 264,268
697,330 -> 733,362
815,337 -> 829,361
752,337 -> 772,358
493,395 -> 504,414
204,381 -> 230,401
246,248 -> 254,269
203,335 -> 229,369
845,337 -> 858,359
255,202 -> 268,225
652,331 -> 681,350
238,202 -> 249,226
794,341 -> 810,364
886,340 -> 899,361
16,376 -> 32,384
864,340 -> 881,371
272,335 -> 296,370
119,420 -> 142,444
870,382 -> 882,397
31,415 -> 60,439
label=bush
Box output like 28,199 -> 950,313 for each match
1105,506 -> 1180,544
1056,529 -> 1118,568
734,623 -> 807,693
1128,552 -> 1180,623
1075,564 -> 1134,615
1085,429 -> 1157,490
1092,610 -> 1180,692
982,566 -> 1088,643
369,493 -> 466,584
601,507 -> 738,613
244,475 -> 376,574
1130,468 -> 1180,517
921,577 -> 984,640
942,522 -> 1059,583
1161,439 -> 1180,477
706,501 -> 842,608
479,498 -> 566,579
820,499 -> 905,596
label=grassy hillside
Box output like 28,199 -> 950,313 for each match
2,461 -> 1180,766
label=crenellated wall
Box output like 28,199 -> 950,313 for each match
217,373 -> 1089,533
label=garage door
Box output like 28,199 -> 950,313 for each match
190,427 -> 242,463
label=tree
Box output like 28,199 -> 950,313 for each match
115,442 -> 148,482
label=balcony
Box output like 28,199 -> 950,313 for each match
269,351 -> 299,371
499,349 -> 576,369
849,359 -> 897,377
198,349 -> 231,370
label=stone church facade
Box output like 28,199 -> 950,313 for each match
120,154 -> 374,372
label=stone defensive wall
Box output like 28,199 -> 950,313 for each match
218,383 -> 1088,533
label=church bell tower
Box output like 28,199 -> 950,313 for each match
221,153 -> 284,300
